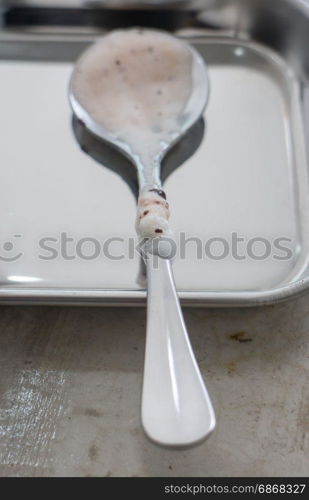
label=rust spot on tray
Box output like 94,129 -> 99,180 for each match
226,361 -> 237,374
229,331 -> 253,343
83,408 -> 103,417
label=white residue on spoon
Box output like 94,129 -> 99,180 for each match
71,28 -> 193,238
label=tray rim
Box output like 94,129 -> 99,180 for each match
0,279 -> 308,307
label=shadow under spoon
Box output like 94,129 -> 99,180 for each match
69,33 -> 216,447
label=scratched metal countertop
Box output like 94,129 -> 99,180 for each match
0,0 -> 309,477
0,299 -> 308,477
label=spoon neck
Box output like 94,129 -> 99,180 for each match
135,155 -> 162,191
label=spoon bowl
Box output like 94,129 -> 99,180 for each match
69,30 -> 209,188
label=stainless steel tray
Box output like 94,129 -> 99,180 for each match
1,0 -> 309,306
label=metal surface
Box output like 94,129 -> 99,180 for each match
1,0 -> 309,306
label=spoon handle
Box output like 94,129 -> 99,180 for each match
141,254 -> 216,447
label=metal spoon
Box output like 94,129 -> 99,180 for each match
69,32 -> 216,447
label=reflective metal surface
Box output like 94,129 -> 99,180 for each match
1,0 -> 309,306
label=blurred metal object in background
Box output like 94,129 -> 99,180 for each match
1,0 -> 309,84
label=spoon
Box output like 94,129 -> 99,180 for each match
69,30 -> 216,447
